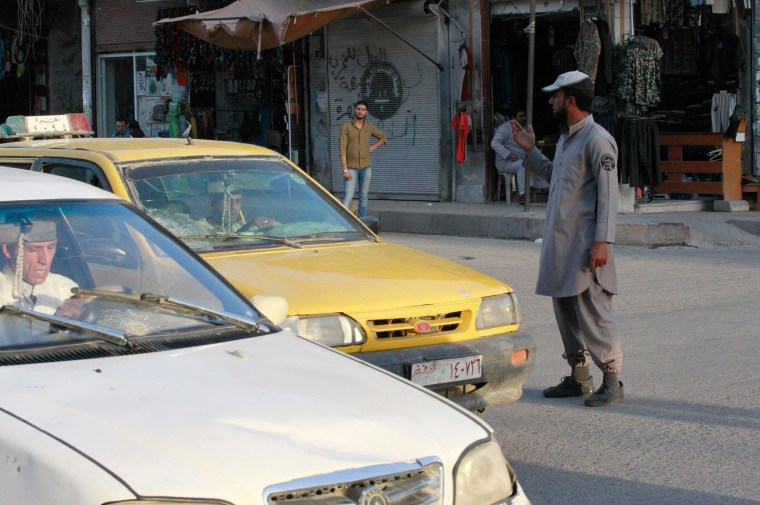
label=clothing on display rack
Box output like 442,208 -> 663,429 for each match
614,35 -> 663,108
456,45 -> 473,102
702,28 -> 743,88
636,0 -> 666,26
615,116 -> 661,189
573,19 -> 601,81
592,96 -> 616,136
711,90 -> 736,133
593,14 -> 614,95
659,28 -> 699,76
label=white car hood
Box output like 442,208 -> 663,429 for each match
0,332 -> 489,501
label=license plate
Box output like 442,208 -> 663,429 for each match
409,355 -> 483,386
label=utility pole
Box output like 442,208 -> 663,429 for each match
524,0 -> 536,211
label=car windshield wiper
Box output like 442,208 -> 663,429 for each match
180,233 -> 303,249
0,305 -> 132,348
72,288 -> 270,334
295,230 -> 377,242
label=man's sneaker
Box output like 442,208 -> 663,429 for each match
543,376 -> 594,398
584,381 -> 624,407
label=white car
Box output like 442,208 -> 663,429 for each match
0,167 -> 530,505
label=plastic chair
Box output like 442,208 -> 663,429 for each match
497,172 -> 517,204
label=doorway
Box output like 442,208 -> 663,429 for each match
97,52 -> 160,137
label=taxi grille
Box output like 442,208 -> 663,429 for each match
266,460 -> 442,505
368,312 -> 463,339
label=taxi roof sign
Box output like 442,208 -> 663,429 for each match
0,113 -> 93,141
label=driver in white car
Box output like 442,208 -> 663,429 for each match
0,219 -> 77,315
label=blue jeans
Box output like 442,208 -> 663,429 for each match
342,167 -> 372,217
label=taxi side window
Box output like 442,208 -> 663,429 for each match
37,160 -> 110,190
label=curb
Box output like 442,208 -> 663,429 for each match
373,205 -> 760,248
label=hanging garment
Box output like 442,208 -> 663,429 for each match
459,46 -> 473,101
615,117 -> 661,188
637,0 -> 666,26
593,15 -> 614,95
660,28 -> 699,75
614,36 -> 663,108
711,91 -> 736,133
702,31 -> 743,86
454,46 -> 468,102
450,111 -> 470,164
573,19 -> 601,81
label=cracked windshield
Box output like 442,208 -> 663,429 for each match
0,201 -> 259,350
127,158 -> 364,252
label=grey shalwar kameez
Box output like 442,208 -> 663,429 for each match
523,114 -> 622,372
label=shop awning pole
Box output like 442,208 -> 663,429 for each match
357,6 -> 443,70
524,0 -> 536,211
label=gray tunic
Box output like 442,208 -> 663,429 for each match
523,114 -> 619,298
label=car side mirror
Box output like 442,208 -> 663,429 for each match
360,215 -> 380,234
250,294 -> 288,325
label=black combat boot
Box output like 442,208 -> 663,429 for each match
584,372 -> 624,407
543,366 -> 594,398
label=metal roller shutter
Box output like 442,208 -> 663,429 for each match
95,0 -> 178,51
326,11 -> 440,200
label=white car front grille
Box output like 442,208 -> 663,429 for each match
265,459 -> 443,505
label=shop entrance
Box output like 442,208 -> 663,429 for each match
489,3 -> 752,203
97,53 -> 165,138
491,12 -> 582,139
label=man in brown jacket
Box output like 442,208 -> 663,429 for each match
339,100 -> 387,217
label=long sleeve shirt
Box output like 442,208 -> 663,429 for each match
339,121 -> 387,169
523,114 -> 619,298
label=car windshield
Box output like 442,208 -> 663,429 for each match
125,158 -> 369,252
0,201 -> 264,352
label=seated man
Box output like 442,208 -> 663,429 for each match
0,219 -> 77,314
197,180 -> 275,234
491,107 -> 549,204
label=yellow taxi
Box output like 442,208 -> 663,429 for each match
0,115 -> 534,411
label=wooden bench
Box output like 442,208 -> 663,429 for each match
655,132 -> 757,209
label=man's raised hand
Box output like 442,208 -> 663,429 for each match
510,119 -> 535,153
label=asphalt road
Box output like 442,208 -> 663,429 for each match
383,232 -> 760,505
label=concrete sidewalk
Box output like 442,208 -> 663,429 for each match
369,199 -> 760,248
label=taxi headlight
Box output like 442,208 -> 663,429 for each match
475,294 -> 520,330
454,440 -> 514,505
280,315 -> 366,346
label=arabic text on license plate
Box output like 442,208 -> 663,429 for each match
410,355 -> 483,386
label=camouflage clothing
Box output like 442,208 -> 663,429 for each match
573,20 -> 601,81
614,37 -> 663,108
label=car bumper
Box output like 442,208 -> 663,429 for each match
353,331 -> 535,411
509,479 -> 532,505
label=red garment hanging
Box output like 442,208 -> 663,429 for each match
450,111 -> 470,164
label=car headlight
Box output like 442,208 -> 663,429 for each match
454,440 -> 515,505
280,314 -> 366,346
475,293 -> 520,330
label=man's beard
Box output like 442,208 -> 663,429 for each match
553,105 -> 568,125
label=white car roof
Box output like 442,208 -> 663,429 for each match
0,166 -> 121,203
